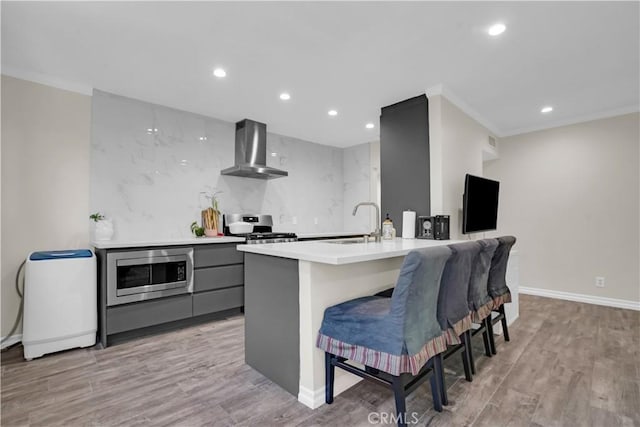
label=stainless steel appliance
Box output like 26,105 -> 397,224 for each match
220,119 -> 288,179
223,213 -> 274,234
417,216 -> 434,239
106,248 -> 194,306
223,213 -> 297,244
433,215 -> 450,240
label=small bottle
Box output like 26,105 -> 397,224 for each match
382,213 -> 394,240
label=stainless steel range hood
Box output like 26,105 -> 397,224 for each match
221,119 -> 288,179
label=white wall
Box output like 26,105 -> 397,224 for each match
429,95 -> 497,239
342,142 -> 380,233
1,78 -> 374,338
91,90 -> 348,240
484,113 -> 640,303
1,75 -> 91,339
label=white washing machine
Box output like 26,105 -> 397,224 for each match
23,249 -> 97,360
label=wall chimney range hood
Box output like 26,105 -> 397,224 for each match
221,119 -> 288,179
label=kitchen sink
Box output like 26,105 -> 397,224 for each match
325,238 -> 368,244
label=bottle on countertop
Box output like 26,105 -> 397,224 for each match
382,213 -> 394,240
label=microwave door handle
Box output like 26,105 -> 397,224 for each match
116,255 -> 186,267
116,281 -> 184,297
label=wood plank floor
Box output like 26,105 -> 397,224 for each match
2,294 -> 639,426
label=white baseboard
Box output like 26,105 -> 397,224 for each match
298,385 -> 325,409
1,334 -> 22,350
519,287 -> 640,311
298,373 -> 362,409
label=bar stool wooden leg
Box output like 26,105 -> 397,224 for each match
486,317 -> 497,355
391,376 -> 408,427
500,305 -> 510,342
429,359 -> 443,413
433,353 -> 448,406
461,332 -> 473,382
325,352 -> 335,404
482,319 -> 493,357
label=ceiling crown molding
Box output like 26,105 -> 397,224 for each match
425,84 -> 501,137
426,83 -> 640,139
1,66 -> 93,96
500,105 -> 640,137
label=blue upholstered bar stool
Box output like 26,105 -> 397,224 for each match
486,236 -> 517,354
467,238 -> 499,372
317,247 -> 452,427
437,241 -> 481,394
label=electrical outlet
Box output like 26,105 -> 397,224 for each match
292,216 -> 297,225
595,277 -> 605,288
314,217 -> 319,225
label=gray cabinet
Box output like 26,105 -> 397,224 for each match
193,287 -> 244,317
192,243 -> 245,316
97,243 -> 245,347
106,295 -> 192,334
194,264 -> 244,292
194,244 -> 244,267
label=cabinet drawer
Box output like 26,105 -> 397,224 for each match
193,286 -> 244,317
194,264 -> 244,292
194,244 -> 244,268
106,295 -> 192,334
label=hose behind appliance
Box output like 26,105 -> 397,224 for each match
0,260 -> 26,350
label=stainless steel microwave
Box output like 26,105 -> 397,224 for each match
106,247 -> 194,306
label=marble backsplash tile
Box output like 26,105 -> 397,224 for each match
91,90 -> 368,241
343,143 -> 373,233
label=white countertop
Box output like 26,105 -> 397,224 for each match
296,231 -> 367,239
92,236 -> 245,249
237,238 -> 465,265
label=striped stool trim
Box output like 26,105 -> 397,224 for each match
492,291 -> 512,309
453,314 -> 473,336
316,333 -> 448,376
443,313 -> 473,345
442,328 -> 461,345
471,301 -> 494,323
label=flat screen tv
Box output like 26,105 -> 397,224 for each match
462,174 -> 499,234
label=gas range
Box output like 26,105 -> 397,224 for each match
245,232 -> 298,244
223,213 -> 297,244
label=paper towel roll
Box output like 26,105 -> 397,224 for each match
402,210 -> 416,239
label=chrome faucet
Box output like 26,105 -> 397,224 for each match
353,202 -> 381,242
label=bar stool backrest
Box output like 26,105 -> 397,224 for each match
487,236 -> 517,298
468,238 -> 499,312
437,241 -> 482,331
390,246 -> 452,355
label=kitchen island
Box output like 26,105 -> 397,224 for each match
238,238 -> 481,409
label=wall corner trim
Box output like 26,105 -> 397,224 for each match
519,286 -> 640,311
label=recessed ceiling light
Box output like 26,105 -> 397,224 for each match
488,23 -> 506,36
328,110 -> 338,116
279,93 -> 291,101
365,123 -> 375,129
199,136 -> 207,141
213,68 -> 226,78
541,106 -> 553,113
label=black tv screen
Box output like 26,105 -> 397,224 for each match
462,174 -> 499,234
